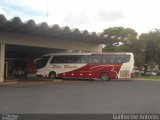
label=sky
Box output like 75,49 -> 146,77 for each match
0,0 -> 160,34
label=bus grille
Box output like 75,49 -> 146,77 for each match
120,70 -> 130,78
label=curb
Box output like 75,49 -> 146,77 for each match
0,81 -> 18,86
133,78 -> 160,81
0,79 -> 63,86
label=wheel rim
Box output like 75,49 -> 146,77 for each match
101,73 -> 109,81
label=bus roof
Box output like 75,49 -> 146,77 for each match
43,52 -> 92,56
42,52 -> 133,57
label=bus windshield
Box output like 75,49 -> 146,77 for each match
35,56 -> 51,69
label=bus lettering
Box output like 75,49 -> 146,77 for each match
52,65 -> 61,68
64,65 -> 78,69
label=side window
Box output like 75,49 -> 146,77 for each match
89,55 -> 101,63
65,56 -> 75,63
50,56 -> 66,63
50,55 -> 88,63
102,55 -> 115,64
115,55 -> 131,63
75,56 -> 88,63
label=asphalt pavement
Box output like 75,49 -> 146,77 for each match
0,79 -> 160,113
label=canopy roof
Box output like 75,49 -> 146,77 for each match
0,14 -> 115,44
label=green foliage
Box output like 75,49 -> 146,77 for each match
103,27 -> 137,43
102,27 -> 160,66
102,27 -> 143,65
139,30 -> 160,65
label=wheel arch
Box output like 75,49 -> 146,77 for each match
48,71 -> 56,78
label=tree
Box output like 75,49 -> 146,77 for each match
103,27 -> 137,44
102,27 -> 145,66
139,29 -> 160,65
102,27 -> 160,67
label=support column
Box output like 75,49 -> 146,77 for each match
0,42 -> 5,82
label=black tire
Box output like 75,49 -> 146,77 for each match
48,72 -> 56,80
100,72 -> 110,81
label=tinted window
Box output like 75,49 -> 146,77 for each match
75,56 -> 88,63
50,56 -> 66,63
115,55 -> 131,63
50,55 -> 88,63
89,55 -> 101,63
102,55 -> 115,64
65,56 -> 75,63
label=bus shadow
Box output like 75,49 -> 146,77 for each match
62,78 -> 94,82
62,78 -> 134,82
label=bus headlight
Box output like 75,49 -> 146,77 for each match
36,72 -> 44,75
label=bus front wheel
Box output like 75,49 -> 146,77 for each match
100,73 -> 110,81
49,72 -> 56,80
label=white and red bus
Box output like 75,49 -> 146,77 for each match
35,52 -> 134,81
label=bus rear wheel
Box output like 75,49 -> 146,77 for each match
49,72 -> 56,80
100,72 -> 110,81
